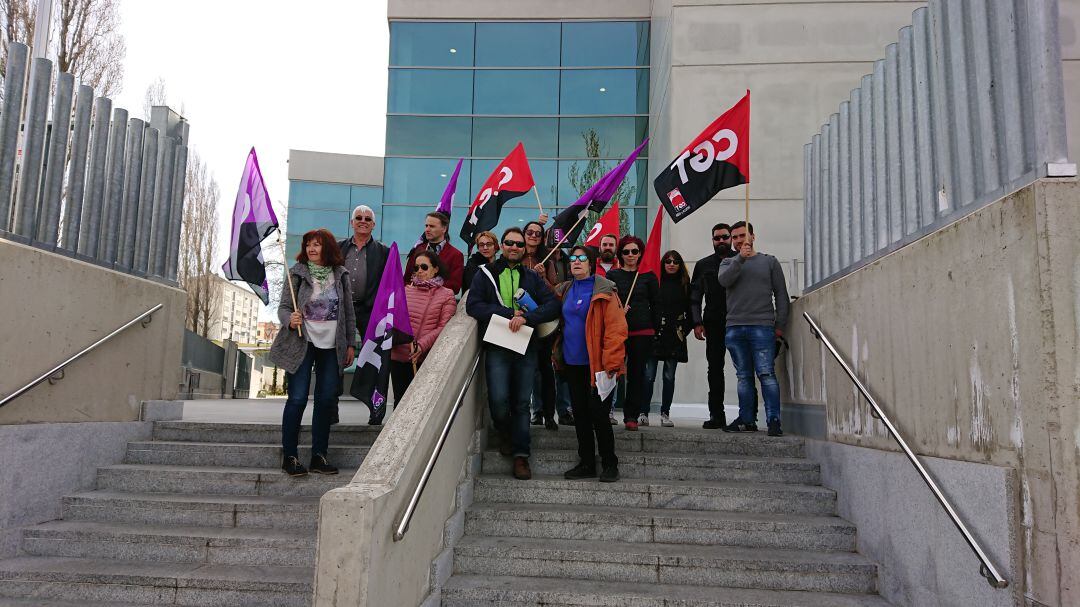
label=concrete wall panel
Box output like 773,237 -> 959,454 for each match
288,150 -> 383,186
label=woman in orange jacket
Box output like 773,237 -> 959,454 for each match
554,245 -> 628,482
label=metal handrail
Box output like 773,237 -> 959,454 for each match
0,303 -> 164,409
394,351 -> 482,542
803,312 -> 1008,589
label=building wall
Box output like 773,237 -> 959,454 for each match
207,276 -> 261,345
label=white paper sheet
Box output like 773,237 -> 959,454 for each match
595,371 -> 617,402
482,314 -> 534,355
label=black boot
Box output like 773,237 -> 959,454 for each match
309,454 -> 338,475
564,461 -> 597,480
282,456 -> 308,477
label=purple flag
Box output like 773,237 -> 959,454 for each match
550,138 -> 647,246
222,148 -> 279,304
414,158 -> 463,249
350,243 -> 414,417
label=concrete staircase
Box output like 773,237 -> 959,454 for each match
0,421 -> 379,606
442,426 -> 892,606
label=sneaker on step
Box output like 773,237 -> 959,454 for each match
767,420 -> 784,437
309,454 -> 338,475
638,414 -> 649,427
703,417 -> 727,429
722,420 -> 754,433
564,461 -> 597,480
660,414 -> 674,427
559,412 -> 576,426
530,413 -> 543,426
282,456 -> 308,477
609,413 -> 618,425
599,466 -> 620,483
513,456 -> 532,480
625,420 -> 639,431
545,417 -> 558,431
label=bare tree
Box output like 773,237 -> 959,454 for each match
567,128 -> 635,242
177,151 -> 222,338
0,0 -> 125,97
142,76 -> 166,121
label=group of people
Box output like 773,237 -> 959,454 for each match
267,203 -> 790,483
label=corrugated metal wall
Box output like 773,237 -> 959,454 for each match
803,0 -> 1071,290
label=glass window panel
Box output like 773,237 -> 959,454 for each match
288,181 -> 351,211
384,158 -> 472,204
562,21 -> 649,67
475,23 -> 560,67
285,208 -> 352,239
390,22 -> 474,67
389,69 -> 473,114
350,186 -> 383,207
468,158 -> 557,208
557,159 -> 648,206
472,118 -> 557,158
380,205 -> 432,250
387,116 -> 472,156
473,70 -> 558,115
560,69 -> 648,115
558,117 -> 649,158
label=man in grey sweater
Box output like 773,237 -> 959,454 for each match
716,221 -> 790,436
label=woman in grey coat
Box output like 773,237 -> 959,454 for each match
269,229 -> 356,477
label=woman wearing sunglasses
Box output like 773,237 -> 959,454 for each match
648,250 -> 693,427
463,230 -> 499,292
553,246 -> 626,482
606,235 -> 661,430
390,250 -> 457,402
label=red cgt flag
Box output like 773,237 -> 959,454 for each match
638,206 -> 664,278
654,90 -> 749,223
583,201 -> 621,247
460,142 -> 535,244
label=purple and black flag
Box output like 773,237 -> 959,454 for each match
550,138 -> 647,246
222,148 -> 279,304
414,158 -> 463,249
350,243 -> 414,419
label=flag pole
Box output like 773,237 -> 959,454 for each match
540,212 -> 588,265
745,182 -> 750,229
532,186 -> 544,216
622,272 -> 640,311
278,231 -> 302,338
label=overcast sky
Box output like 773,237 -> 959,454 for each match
110,0 -> 389,318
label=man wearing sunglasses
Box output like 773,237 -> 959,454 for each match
338,205 -> 390,347
690,222 -> 737,429
404,212 -> 465,295
466,227 -> 560,480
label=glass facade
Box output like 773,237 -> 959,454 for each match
383,19 -> 651,251
285,182 -> 383,261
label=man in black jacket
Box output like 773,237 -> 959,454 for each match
338,205 -> 390,347
689,223 -> 736,429
466,227 -> 560,480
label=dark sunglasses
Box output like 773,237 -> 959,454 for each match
568,254 -> 589,262
663,258 -> 680,265
621,248 -> 640,255
503,240 -> 526,248
524,229 -> 543,237
355,216 -> 374,222
416,263 -> 431,271
713,234 -> 730,241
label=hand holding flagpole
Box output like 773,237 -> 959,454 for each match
277,231 -> 302,338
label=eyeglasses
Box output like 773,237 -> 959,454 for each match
568,254 -> 589,262
712,234 -> 730,241
524,229 -> 542,237
416,263 -> 431,271
477,241 -> 496,248
503,240 -> 526,248
663,259 -> 680,265
621,248 -> 640,255
354,216 -> 374,223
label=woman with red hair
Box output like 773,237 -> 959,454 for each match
270,229 -> 356,477
606,234 -> 660,430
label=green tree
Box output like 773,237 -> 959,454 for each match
566,129 -> 635,244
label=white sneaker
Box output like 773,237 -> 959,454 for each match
638,414 -> 649,426
661,414 -> 674,427
609,413 -> 618,425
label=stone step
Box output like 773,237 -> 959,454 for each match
0,599 -> 151,606
63,491 -> 320,531
481,449 -> 820,484
453,536 -> 877,594
125,441 -> 370,468
465,503 -> 856,552
0,556 -> 311,606
95,464 -> 352,497
152,421 -> 380,446
442,574 -> 891,606
522,426 -> 805,458
20,521 -> 315,567
474,475 -> 837,515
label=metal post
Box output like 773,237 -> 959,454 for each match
0,43 -> 28,231
99,107 -> 128,263
78,97 -> 112,258
133,128 -> 159,273
37,71 -> 74,245
13,57 -> 52,239
117,118 -> 145,269
166,145 -> 188,280
30,0 -> 55,60
150,140 -> 176,277
61,84 -> 94,251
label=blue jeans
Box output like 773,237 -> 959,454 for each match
643,358 -> 678,416
282,343 -> 339,459
725,325 -> 781,424
485,343 -> 537,458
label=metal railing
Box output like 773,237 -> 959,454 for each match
0,304 -> 163,409
393,351 -> 482,542
803,312 -> 1008,589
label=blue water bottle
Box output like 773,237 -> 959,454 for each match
514,288 -> 538,312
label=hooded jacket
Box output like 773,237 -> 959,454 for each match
391,281 -> 457,363
553,275 -> 628,385
465,257 -> 560,344
269,263 -> 356,375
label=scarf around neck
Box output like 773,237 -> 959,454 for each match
307,262 -> 332,283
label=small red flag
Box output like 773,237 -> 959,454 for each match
638,206 -> 664,278
583,201 -> 621,247
460,143 -> 535,244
